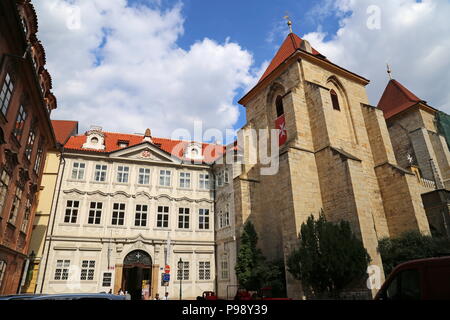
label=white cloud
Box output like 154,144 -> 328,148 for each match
34,0 -> 260,138
301,0 -> 450,111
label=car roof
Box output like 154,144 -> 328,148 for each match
29,293 -> 126,300
394,256 -> 450,270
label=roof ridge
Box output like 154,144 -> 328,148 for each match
390,79 -> 422,102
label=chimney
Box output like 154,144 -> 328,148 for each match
143,128 -> 153,143
300,39 -> 313,54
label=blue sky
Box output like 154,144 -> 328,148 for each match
34,0 -> 450,141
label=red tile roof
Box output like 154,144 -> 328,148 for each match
258,33 -> 324,83
377,79 -> 427,119
64,131 -> 225,164
51,120 -> 78,145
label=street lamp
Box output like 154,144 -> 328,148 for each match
178,258 -> 183,300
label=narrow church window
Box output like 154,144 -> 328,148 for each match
275,95 -> 284,117
330,89 -> 340,111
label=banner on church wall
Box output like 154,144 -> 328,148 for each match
275,114 -> 287,146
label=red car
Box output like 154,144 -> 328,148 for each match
375,256 -> 450,300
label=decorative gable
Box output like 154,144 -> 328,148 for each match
82,126 -> 105,150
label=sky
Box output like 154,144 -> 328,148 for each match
33,0 -> 450,142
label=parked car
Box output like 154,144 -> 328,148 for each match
0,294 -> 45,300
375,256 -> 450,300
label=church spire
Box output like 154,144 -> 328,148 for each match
283,14 -> 293,34
387,63 -> 393,80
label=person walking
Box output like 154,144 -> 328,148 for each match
118,288 -> 124,295
154,293 -> 160,300
163,292 -> 169,300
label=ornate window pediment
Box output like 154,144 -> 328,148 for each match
123,250 -> 151,267
82,126 -> 105,150
184,143 -> 203,160
4,149 -> 19,174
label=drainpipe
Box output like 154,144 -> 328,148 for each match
37,144 -> 66,293
212,165 -> 218,296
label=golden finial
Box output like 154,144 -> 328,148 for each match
283,13 -> 293,34
387,63 -> 393,80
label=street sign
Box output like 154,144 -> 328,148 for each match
163,273 -> 170,282
164,265 -> 170,274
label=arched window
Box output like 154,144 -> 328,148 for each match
275,95 -> 284,117
330,89 -> 340,111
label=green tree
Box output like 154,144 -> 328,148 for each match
235,221 -> 266,290
378,231 -> 450,275
287,214 -> 370,298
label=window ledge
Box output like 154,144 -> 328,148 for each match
59,223 -> 80,227
130,226 -> 149,230
175,228 -> 193,232
67,179 -> 86,183
107,225 -> 127,229
153,227 -> 172,231
177,187 -> 193,191
90,181 -> 108,185
83,224 -> 104,228
195,229 -> 212,232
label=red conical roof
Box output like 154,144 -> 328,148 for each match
258,33 -> 324,83
377,79 -> 426,119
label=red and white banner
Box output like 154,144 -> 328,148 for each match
275,114 -> 287,146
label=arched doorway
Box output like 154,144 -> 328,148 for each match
122,250 -> 152,300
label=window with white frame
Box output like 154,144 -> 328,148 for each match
199,261 -> 211,280
20,199 -> 31,233
159,170 -> 171,186
224,204 -> 230,227
71,162 -> 85,180
13,104 -> 27,141
102,272 -> 112,287
34,145 -> 43,173
138,168 -> 150,185
88,202 -> 102,224
178,207 -> 190,229
224,169 -> 229,184
217,171 -> 224,187
0,170 -> 11,214
135,204 -> 148,227
117,165 -> 129,183
179,172 -> 191,188
0,73 -> 14,116
157,206 -> 169,228
177,261 -> 189,280
199,208 -> 210,230
221,255 -> 229,280
112,203 -> 125,226
25,128 -> 36,160
199,173 -> 210,190
80,260 -> 95,280
94,164 -> 107,182
54,260 -> 70,280
64,200 -> 79,223
8,186 -> 22,224
0,260 -> 6,288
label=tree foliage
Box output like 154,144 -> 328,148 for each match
378,231 -> 450,275
287,214 -> 370,298
235,222 -> 286,295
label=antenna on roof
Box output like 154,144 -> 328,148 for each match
283,13 -> 293,34
387,63 -> 393,80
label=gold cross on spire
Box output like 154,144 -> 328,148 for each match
283,13 -> 293,33
387,63 -> 393,80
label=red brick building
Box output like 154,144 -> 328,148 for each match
0,0 -> 56,294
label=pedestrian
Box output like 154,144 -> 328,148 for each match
118,288 -> 124,295
163,292 -> 169,300
108,289 -> 112,294
154,293 -> 160,300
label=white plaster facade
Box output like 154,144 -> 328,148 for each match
35,130 -> 216,299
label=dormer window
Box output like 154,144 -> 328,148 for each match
118,140 -> 129,148
276,95 -> 284,117
82,126 -> 105,150
330,89 -> 340,111
185,143 -> 203,160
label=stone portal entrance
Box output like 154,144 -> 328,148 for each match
122,250 -> 152,300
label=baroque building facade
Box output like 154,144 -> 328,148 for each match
0,0 -> 56,294
36,127 -> 224,299
234,32 -> 432,299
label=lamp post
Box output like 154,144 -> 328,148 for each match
178,258 -> 183,300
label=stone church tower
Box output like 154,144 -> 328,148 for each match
234,32 -> 431,298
